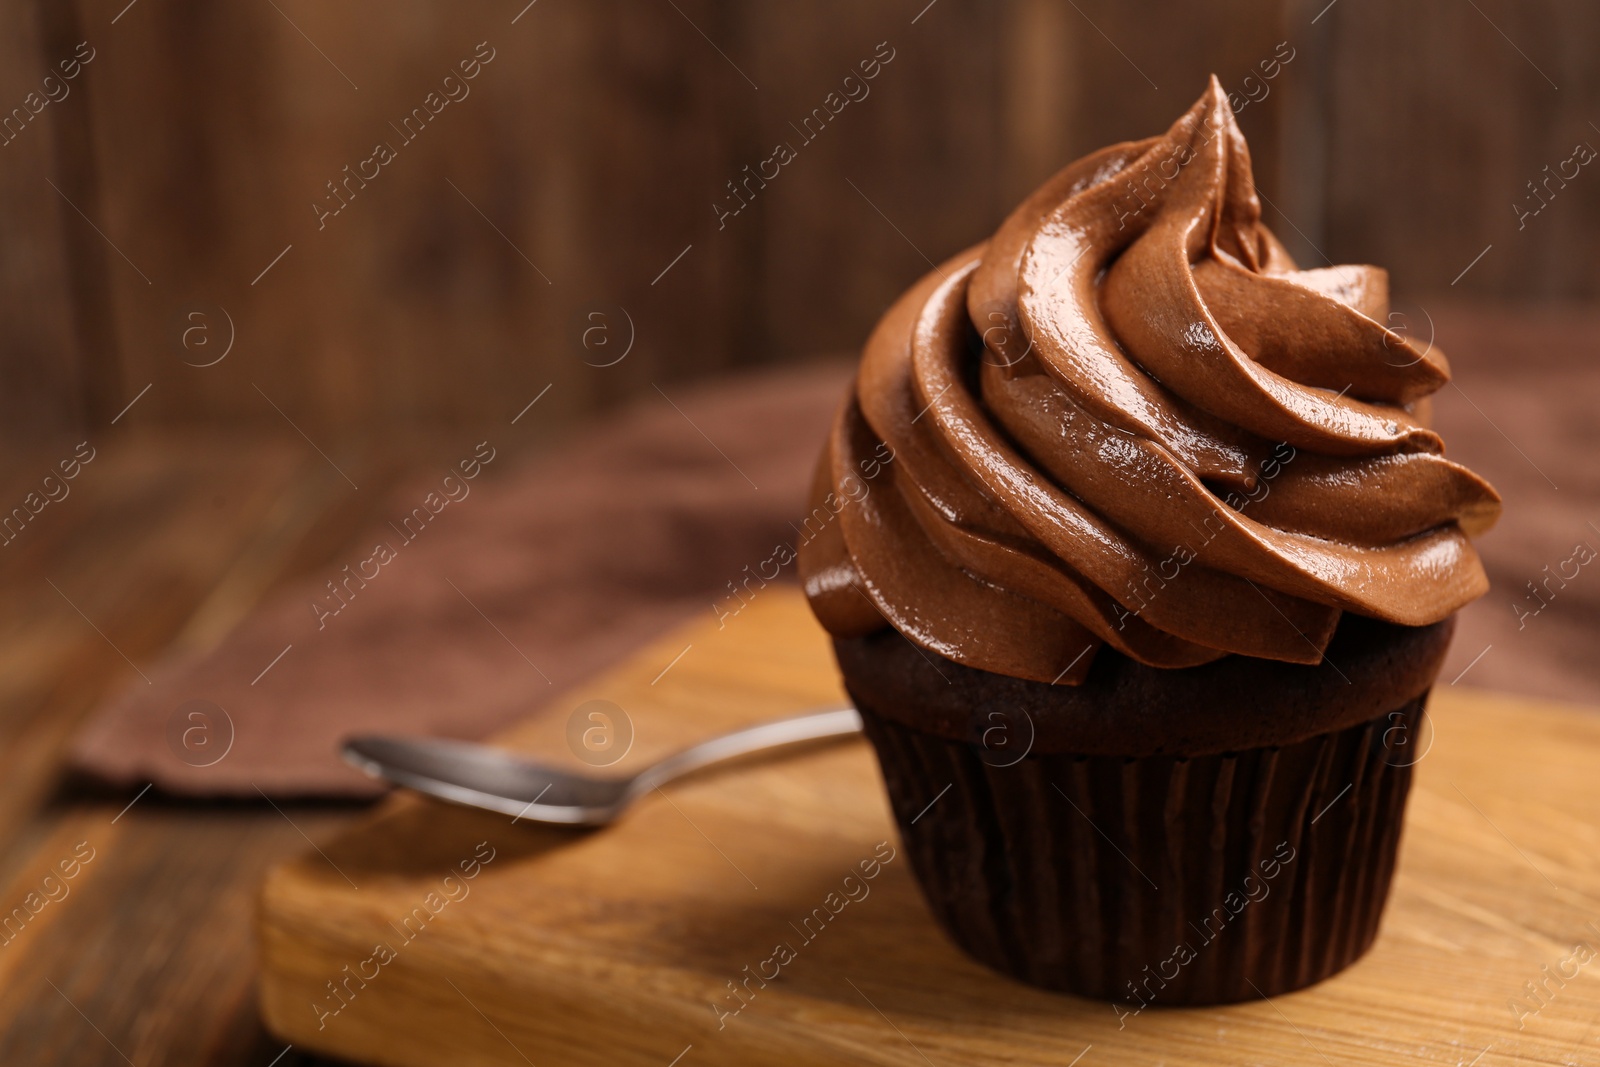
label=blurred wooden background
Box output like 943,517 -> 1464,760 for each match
1,0 -> 1595,443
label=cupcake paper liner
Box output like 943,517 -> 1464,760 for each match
858,696 -> 1426,1006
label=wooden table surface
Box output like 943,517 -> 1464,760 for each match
0,430 -> 447,1067
6,429 -> 1600,1066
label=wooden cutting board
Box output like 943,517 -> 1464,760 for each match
258,587 -> 1600,1066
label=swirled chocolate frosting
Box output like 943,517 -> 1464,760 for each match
799,77 -> 1500,684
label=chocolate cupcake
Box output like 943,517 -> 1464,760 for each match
798,77 -> 1499,1006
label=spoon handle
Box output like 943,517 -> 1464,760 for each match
628,706 -> 861,795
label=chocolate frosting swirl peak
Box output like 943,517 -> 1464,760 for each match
800,77 -> 1500,685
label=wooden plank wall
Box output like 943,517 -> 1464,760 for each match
0,0 -> 106,437
2,0 -> 1593,440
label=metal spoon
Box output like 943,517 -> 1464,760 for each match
340,706 -> 862,827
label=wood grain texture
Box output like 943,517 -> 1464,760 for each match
18,0 -> 1593,440
0,433 -> 497,1066
0,0 -> 105,437
59,0 -> 749,438
1313,0 -> 1600,295
260,587 -> 1600,1066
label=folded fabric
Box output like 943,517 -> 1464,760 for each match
70,362 -> 853,797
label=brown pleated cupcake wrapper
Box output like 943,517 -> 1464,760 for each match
858,696 -> 1425,1005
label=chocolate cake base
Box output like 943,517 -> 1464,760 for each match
837,615 -> 1452,1005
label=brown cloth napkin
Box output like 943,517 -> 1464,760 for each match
71,362 -> 853,797
69,305 -> 1600,799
